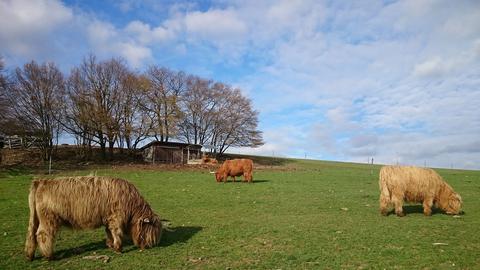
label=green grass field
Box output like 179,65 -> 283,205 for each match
1,159 -> 479,269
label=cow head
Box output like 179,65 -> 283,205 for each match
437,185 -> 463,215
215,168 -> 224,182
444,193 -> 463,215
131,214 -> 162,250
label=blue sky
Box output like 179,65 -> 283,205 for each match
1,0 -> 480,169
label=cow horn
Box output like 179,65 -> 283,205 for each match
143,218 -> 150,223
209,171 -> 215,174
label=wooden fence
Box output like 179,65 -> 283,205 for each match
0,136 -> 41,149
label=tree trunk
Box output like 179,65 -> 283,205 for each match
108,139 -> 115,160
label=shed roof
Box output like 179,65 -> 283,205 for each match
140,141 -> 202,150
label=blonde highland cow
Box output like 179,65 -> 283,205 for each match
25,176 -> 162,260
379,166 -> 462,217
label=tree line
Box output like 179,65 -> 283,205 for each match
0,56 -> 263,161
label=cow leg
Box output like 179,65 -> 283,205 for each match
232,176 -> 236,183
423,197 -> 434,216
105,227 -> 114,249
379,193 -> 391,216
36,211 -> 59,260
246,173 -> 253,183
107,221 -> 124,252
36,226 -> 56,260
392,194 -> 405,217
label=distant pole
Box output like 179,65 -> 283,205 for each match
48,155 -> 52,175
370,157 -> 374,175
424,160 -> 426,168
304,152 -> 307,159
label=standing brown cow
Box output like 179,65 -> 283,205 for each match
215,159 -> 254,183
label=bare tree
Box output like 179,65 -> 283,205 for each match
4,61 -> 65,160
178,79 -> 263,153
64,56 -> 128,160
118,73 -> 151,150
4,55 -> 264,161
142,66 -> 185,142
63,69 -> 95,159
0,57 -> 5,93
177,76 -> 218,145
209,85 -> 263,153
0,58 -> 22,135
0,57 -> 8,129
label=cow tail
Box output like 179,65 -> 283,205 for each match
25,180 -> 39,260
379,168 -> 391,215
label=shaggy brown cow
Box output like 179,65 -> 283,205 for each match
379,166 -> 462,217
25,176 -> 162,261
215,158 -> 253,183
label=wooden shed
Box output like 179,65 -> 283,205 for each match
140,141 -> 202,164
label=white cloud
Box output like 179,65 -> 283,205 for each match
124,20 -> 174,45
184,9 -> 247,42
117,43 -> 152,67
229,125 -> 304,158
87,20 -> 116,44
0,0 -> 157,67
307,123 -> 338,156
226,0 -> 480,169
86,20 -> 152,67
413,57 -> 449,78
0,0 -> 73,57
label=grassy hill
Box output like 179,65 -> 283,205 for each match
0,158 -> 479,269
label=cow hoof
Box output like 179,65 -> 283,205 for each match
396,212 -> 405,217
106,239 -> 114,249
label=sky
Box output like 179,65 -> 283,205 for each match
1,0 -> 479,169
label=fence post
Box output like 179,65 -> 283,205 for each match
152,146 -> 155,165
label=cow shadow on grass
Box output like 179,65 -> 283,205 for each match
52,226 -> 202,260
385,205 -> 463,216
53,240 -> 113,260
403,205 -> 440,215
218,179 -> 269,184
160,226 -> 203,247
253,180 -> 269,183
